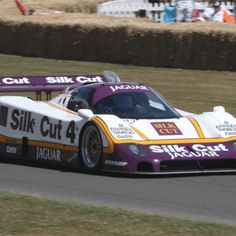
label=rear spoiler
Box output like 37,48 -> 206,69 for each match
0,71 -> 120,100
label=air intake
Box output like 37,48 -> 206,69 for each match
160,159 -> 236,172
137,162 -> 154,172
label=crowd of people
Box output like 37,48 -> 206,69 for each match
196,1 -> 235,22
164,1 -> 235,23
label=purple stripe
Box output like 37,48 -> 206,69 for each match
92,84 -> 150,105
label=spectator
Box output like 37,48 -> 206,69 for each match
211,2 -> 235,22
196,2 -> 235,23
163,5 -> 176,23
202,5 -> 214,21
175,0 -> 194,22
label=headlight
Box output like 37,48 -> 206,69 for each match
127,144 -> 147,157
232,142 -> 236,151
128,144 -> 139,155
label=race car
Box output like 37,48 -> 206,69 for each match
0,71 -> 236,174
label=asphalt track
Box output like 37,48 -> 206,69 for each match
0,159 -> 236,226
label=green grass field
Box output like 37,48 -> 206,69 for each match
0,192 -> 236,236
0,53 -> 236,235
0,54 -> 235,116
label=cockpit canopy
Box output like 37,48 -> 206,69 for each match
67,83 -> 180,119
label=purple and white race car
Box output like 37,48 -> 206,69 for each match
0,71 -> 236,174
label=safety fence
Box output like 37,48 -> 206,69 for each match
97,0 -> 234,22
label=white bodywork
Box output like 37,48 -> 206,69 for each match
1,95 -> 235,147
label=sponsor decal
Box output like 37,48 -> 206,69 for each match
40,117 -> 76,143
105,160 -> 128,166
0,106 -> 8,127
40,116 -> 76,143
110,124 -> 135,139
46,76 -> 103,84
2,77 -> 30,85
6,145 -> 17,154
151,122 -> 182,136
10,109 -> 35,133
216,121 -> 236,136
36,147 -> 61,162
109,84 -> 149,92
149,143 -> 228,160
9,109 -> 77,144
0,76 -> 103,85
122,119 -> 136,125
40,116 -> 62,139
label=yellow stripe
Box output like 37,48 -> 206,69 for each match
130,125 -> 148,140
188,116 -> 205,139
0,134 -> 78,152
92,116 -> 150,145
13,134 -> 236,146
90,117 -> 236,145
92,117 -> 114,154
136,137 -> 236,145
0,133 -> 236,155
46,101 -> 77,115
0,136 -> 22,144
28,140 -> 78,151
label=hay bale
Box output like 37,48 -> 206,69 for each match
1,20 -> 236,71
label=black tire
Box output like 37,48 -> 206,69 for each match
80,123 -> 103,173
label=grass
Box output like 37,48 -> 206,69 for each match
0,192 -> 236,236
0,53 -> 235,116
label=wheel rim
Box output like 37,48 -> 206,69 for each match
81,126 -> 101,169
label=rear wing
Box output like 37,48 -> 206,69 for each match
0,71 -> 120,100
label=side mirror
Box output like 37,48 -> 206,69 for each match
78,109 -> 94,119
102,70 -> 121,83
213,106 -> 225,113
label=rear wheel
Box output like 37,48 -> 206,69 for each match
80,123 -> 103,172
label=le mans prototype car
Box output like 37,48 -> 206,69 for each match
0,71 -> 236,174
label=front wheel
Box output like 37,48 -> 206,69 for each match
80,123 -> 103,172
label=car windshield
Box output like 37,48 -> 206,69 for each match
93,90 -> 181,119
